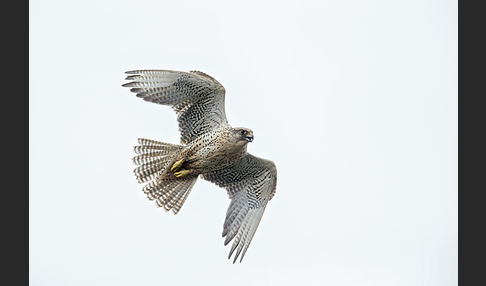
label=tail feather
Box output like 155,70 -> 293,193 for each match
133,138 -> 197,214
133,138 -> 183,183
166,178 -> 197,213
150,179 -> 183,203
134,145 -> 178,155
159,180 -> 185,204
152,178 -> 197,214
134,138 -> 182,155
172,179 -> 197,213
137,138 -> 181,149
132,151 -> 175,165
134,157 -> 173,183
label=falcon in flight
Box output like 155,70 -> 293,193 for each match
122,69 -> 277,263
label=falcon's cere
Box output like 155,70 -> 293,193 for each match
122,70 -> 277,263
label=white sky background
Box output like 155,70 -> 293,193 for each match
30,0 -> 457,285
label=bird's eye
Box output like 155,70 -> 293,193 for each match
240,130 -> 245,134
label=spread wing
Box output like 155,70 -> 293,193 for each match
202,154 -> 277,263
123,70 -> 228,144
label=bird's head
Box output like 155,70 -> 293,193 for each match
232,127 -> 254,143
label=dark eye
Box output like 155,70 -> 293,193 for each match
240,130 -> 245,134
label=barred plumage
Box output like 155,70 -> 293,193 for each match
149,177 -> 197,214
132,139 -> 182,183
123,69 -> 277,263
134,165 -> 161,183
132,151 -> 173,165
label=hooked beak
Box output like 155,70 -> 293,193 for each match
245,133 -> 254,143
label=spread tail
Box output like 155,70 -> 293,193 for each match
132,138 -> 198,214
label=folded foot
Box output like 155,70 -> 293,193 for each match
170,159 -> 184,172
174,169 -> 191,178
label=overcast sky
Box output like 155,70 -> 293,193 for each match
30,0 -> 457,285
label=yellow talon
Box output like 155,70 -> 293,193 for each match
174,169 -> 191,178
171,159 -> 184,172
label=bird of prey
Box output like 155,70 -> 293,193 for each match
122,69 -> 277,263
